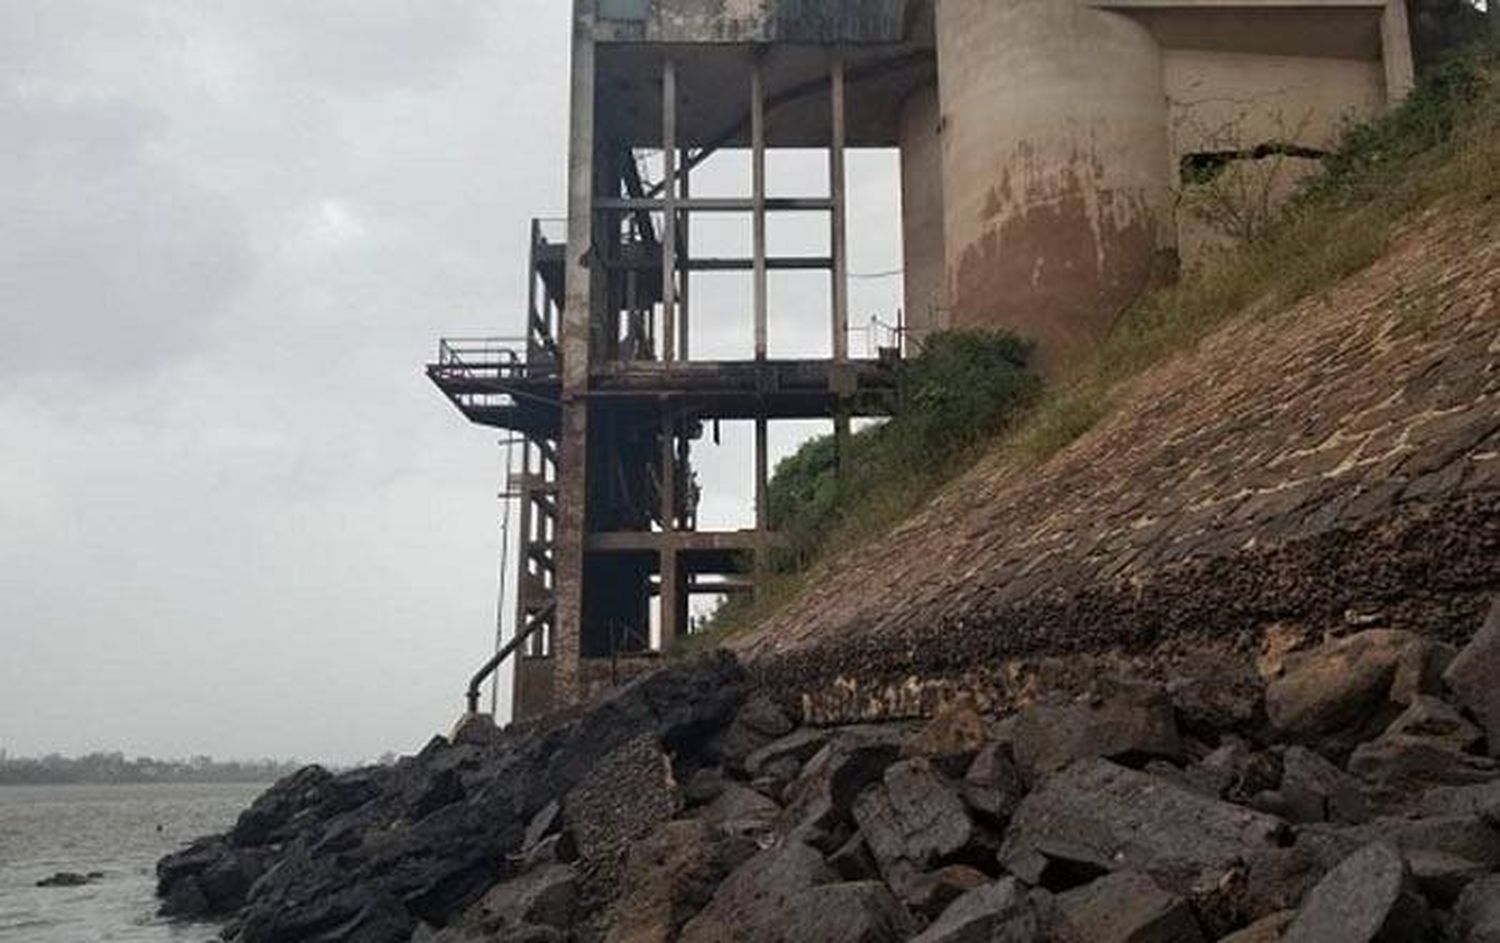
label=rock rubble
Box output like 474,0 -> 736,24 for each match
159,602 -> 1500,941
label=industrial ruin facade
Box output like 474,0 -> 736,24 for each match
430,0 -> 1416,721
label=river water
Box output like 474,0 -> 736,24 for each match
0,782 -> 263,942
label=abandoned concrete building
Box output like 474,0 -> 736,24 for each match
428,0 -> 1417,721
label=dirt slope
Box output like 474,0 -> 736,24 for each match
736,202 -> 1500,720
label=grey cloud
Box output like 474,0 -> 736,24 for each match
0,92 -> 252,380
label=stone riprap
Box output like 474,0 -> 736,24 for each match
735,208 -> 1500,724
159,600 -> 1500,940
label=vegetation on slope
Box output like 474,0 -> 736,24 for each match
693,39 -> 1500,647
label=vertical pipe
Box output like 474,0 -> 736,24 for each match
662,58 -> 678,364
752,61 -> 768,362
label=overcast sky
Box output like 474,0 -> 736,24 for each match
0,1 -> 902,764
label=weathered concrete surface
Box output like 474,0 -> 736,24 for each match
737,206 -> 1500,726
936,0 -> 1174,371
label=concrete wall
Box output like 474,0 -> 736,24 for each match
1165,49 -> 1387,262
934,0 -> 1174,371
899,82 -> 947,341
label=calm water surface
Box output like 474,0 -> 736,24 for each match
0,782 -> 263,942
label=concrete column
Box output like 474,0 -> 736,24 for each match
679,149 -> 691,360
899,83 -> 946,341
829,55 -> 849,365
935,0 -> 1171,372
1380,0 -> 1416,104
552,0 -> 599,709
752,62 -> 768,361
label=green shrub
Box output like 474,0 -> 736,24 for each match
765,330 -> 1040,571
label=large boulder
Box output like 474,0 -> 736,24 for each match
1266,630 -> 1449,742
1051,871 -> 1206,943
463,864 -> 579,936
1011,680 -> 1181,781
1261,746 -> 1371,824
1445,599 -> 1500,757
852,758 -> 978,884
677,836 -> 835,942
1280,844 -> 1430,943
603,819 -> 756,943
1451,874 -> 1500,943
961,742 -> 1026,826
910,878 -> 1042,943
780,725 -> 904,834
998,759 -> 1288,901
1420,780 -> 1500,819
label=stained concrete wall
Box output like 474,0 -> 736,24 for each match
899,83 -> 947,341
934,0 -> 1174,371
1166,49 -> 1387,262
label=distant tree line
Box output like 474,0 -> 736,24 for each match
0,750 -> 302,785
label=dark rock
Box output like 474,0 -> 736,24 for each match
722,694 -> 796,769
743,728 -> 829,780
1451,874 -> 1500,943
1052,871 -> 1206,943
1446,599 -> 1500,756
603,819 -> 756,943
198,849 -> 270,911
1384,694 -> 1484,750
1012,680 -> 1181,781
1267,631 -> 1452,743
154,652 -> 748,939
1419,779 -> 1500,819
852,758 -> 976,880
698,781 -> 779,840
1217,911 -> 1295,943
1324,813 -> 1500,870
1191,739 -> 1281,804
755,881 -> 914,943
1406,850 -> 1488,906
910,878 -> 1041,943
522,800 -> 561,853
1274,746 -> 1372,823
35,871 -> 96,888
900,864 -> 991,919
1348,733 -> 1499,792
159,875 -> 211,918
467,864 -> 578,934
829,833 -> 878,881
681,768 -> 726,807
677,836 -> 836,941
779,725 -> 904,835
228,765 -> 338,847
1167,663 -> 1266,737
998,759 -> 1288,902
961,742 -> 1026,826
1280,844 -> 1431,943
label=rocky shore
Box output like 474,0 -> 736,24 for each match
158,599 -> 1500,942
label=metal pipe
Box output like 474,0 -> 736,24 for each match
465,614 -> 546,716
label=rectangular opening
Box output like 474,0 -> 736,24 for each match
685,270 -> 753,361
768,270 -> 831,360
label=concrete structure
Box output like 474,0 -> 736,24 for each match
430,0 -> 1414,721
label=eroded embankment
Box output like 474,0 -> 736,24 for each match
736,203 -> 1500,725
